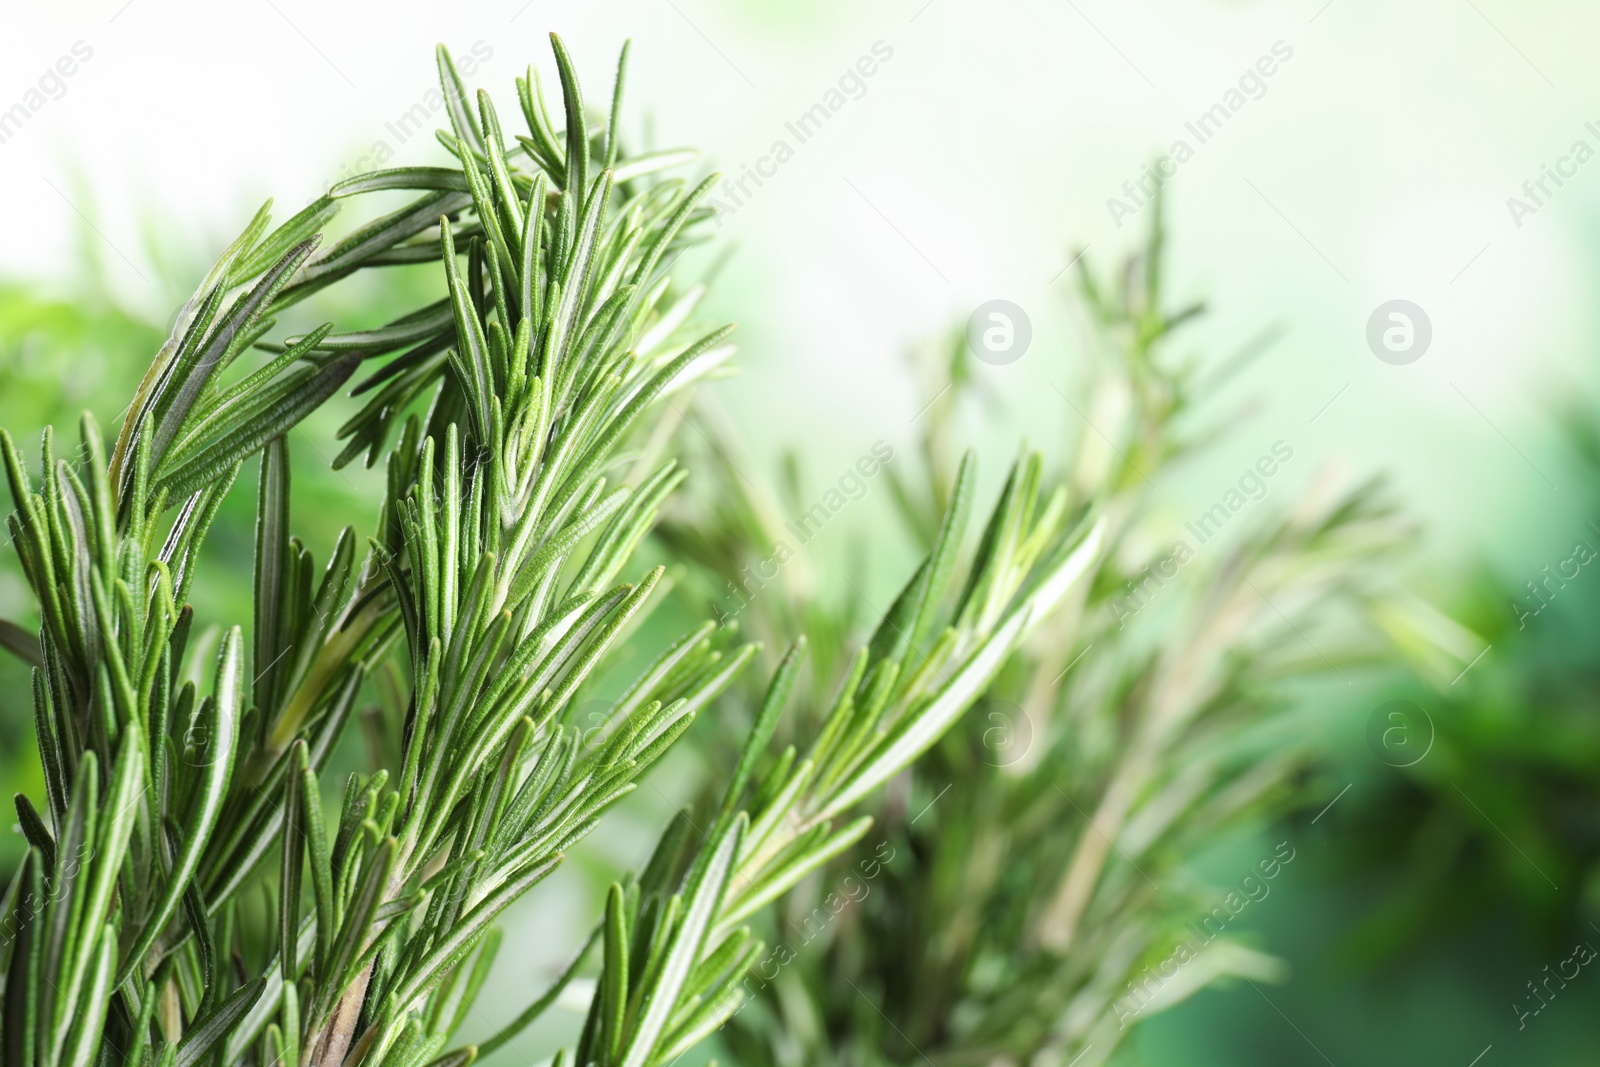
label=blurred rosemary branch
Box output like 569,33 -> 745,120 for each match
665,197 -> 1411,1066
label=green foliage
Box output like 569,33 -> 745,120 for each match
670,202 -> 1410,1065
0,36 -> 1100,1067
0,291 -> 169,869
560,463 -> 1102,1067
1332,410 -> 1600,962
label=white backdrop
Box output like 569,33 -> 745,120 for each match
3,1 -> 1595,583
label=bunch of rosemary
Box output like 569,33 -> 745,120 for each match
0,37 -> 1102,1067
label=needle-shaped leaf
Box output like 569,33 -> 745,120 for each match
280,740 -> 307,981
616,814 -> 744,1067
174,977 -> 267,1067
436,45 -> 485,157
330,168 -> 471,198
322,836 -> 396,1019
254,436 -> 291,717
12,794 -> 54,874
0,617 -> 40,667
154,355 -> 359,504
58,925 -> 113,1067
550,33 -> 588,202
715,638 -> 804,830
117,628 -> 241,988
611,148 -> 697,185
475,920 -> 599,1058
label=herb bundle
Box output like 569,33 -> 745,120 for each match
0,38 -> 1101,1067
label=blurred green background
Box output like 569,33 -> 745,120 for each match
3,0 -> 1600,1063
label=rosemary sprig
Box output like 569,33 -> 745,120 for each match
0,35 -> 1102,1067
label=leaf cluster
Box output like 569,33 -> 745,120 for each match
0,35 -> 1104,1067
